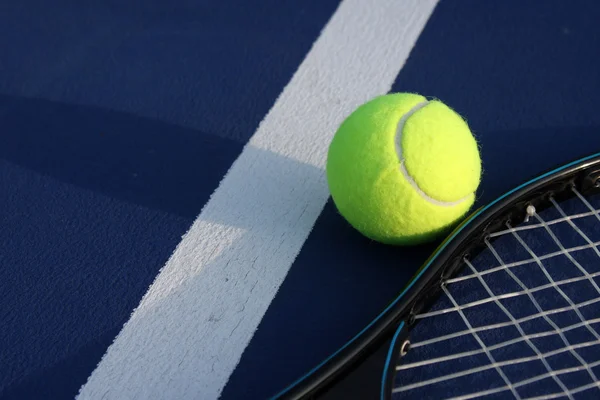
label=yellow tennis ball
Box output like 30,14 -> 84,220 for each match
326,92 -> 482,245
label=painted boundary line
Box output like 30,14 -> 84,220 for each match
77,1 -> 439,398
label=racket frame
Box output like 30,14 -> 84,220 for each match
272,152 -> 600,400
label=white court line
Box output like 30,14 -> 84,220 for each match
76,1 -> 439,399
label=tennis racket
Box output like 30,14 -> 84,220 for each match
272,152 -> 600,399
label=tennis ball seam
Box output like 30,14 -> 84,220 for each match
394,100 -> 473,207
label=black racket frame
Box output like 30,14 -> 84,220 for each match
273,153 -> 600,400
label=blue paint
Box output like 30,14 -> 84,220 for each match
0,0 -> 341,398
237,2 -> 600,398
2,0 -> 600,398
270,152 -> 600,399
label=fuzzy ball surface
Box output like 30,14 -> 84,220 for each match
326,92 -> 482,245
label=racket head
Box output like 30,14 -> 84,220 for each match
272,152 -> 600,400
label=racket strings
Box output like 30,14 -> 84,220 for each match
416,269 -> 600,320
443,240 -> 600,285
392,188 -> 600,399
489,209 -> 599,238
502,219 -> 599,390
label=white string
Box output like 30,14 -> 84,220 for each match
507,223 -> 599,384
552,193 -> 600,259
573,187 -> 600,222
446,240 -> 600,284
409,316 -> 600,352
489,209 -> 600,237
416,269 -> 600,319
466,256 -> 570,396
392,192 -> 600,399
399,255 -> 589,399
414,296 -> 600,347
536,199 -> 600,339
395,320 -> 599,395
526,380 -> 600,400
449,359 -> 600,400
394,285 -> 521,398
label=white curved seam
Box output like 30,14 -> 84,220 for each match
394,100 -> 472,207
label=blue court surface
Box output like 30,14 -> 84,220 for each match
2,1 -> 600,399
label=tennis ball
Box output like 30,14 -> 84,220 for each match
326,92 -> 481,246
